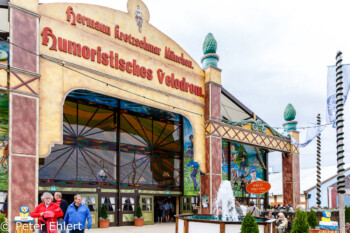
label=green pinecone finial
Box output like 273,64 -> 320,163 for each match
284,103 -> 296,121
203,33 -> 217,55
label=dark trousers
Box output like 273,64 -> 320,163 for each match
69,230 -> 84,233
190,168 -> 198,189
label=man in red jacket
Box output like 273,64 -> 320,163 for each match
31,192 -> 63,233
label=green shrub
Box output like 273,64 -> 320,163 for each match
100,204 -> 108,220
0,215 -> 8,233
241,212 -> 259,233
291,210 -> 310,233
135,205 -> 143,218
345,206 -> 350,224
307,209 -> 318,229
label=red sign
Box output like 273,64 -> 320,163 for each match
246,181 -> 271,194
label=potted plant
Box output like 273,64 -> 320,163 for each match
291,210 -> 310,233
308,209 -> 319,233
241,212 -> 259,233
134,205 -> 144,227
98,204 -> 110,228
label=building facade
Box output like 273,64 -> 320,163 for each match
0,0 -> 300,231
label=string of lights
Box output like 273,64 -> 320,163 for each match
0,35 -> 332,132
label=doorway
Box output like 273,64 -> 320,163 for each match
154,196 -> 176,223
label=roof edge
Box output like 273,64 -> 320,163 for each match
221,87 -> 267,125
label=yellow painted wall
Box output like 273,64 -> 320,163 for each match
38,1 -> 206,169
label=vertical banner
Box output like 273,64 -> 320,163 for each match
183,117 -> 200,196
0,93 -> 8,191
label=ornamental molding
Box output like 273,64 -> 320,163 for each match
205,120 -> 298,154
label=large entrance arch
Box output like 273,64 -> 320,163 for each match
39,89 -> 199,226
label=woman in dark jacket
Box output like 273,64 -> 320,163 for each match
54,192 -> 69,233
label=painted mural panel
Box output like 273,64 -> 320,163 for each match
0,41 -> 9,65
222,140 -> 229,180
184,117 -> 200,196
231,142 -> 266,198
0,93 -> 8,191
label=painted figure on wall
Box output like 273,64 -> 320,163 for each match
186,157 -> 199,190
184,118 -> 200,196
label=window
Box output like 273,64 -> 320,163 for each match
102,197 -> 116,212
39,90 -> 185,190
39,96 -> 118,184
141,197 -> 152,211
122,197 -> 135,212
182,197 -> 191,211
82,196 -> 96,212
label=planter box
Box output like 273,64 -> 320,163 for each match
99,219 -> 110,228
310,229 -> 320,233
134,218 -> 144,227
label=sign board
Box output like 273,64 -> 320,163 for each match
166,190 -> 171,195
246,181 -> 271,194
49,186 -> 57,191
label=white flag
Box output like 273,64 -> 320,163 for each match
327,65 -> 350,125
290,124 -> 326,148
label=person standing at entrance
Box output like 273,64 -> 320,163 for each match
64,194 -> 92,233
157,200 -> 164,223
163,201 -> 170,222
54,192 -> 69,233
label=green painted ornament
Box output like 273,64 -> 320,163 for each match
202,33 -> 217,55
284,103 -> 296,121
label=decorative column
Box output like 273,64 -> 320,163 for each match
8,1 -> 40,232
282,103 -> 301,208
335,51 -> 345,233
316,113 -> 321,206
200,33 -> 222,214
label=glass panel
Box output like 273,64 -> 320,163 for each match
103,197 -> 114,211
122,197 -> 133,211
40,95 -> 117,184
119,111 -> 182,189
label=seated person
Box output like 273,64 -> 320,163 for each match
276,212 -> 288,233
267,211 -> 274,219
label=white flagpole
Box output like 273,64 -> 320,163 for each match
335,51 -> 345,233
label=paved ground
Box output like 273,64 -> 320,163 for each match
88,223 -> 175,233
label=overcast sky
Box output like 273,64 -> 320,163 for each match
39,0 -> 350,173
